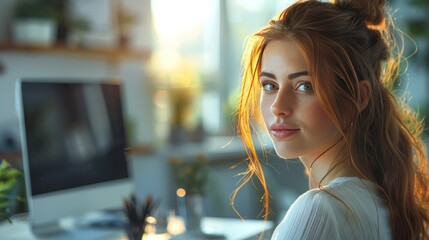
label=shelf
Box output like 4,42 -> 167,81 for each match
0,42 -> 152,62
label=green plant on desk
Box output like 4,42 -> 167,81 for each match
170,154 -> 209,195
0,160 -> 23,223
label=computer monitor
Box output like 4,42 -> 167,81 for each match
16,79 -> 133,236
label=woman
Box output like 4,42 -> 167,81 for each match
234,0 -> 429,239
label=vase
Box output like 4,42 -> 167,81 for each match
184,194 -> 204,231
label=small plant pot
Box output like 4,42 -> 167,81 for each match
184,194 -> 204,231
12,19 -> 57,46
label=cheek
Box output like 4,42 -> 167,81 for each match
306,102 -> 326,120
304,101 -> 337,134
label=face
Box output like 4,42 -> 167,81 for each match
259,40 -> 340,162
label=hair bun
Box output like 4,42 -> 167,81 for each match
334,0 -> 386,26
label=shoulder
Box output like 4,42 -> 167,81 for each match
271,189 -> 347,239
285,178 -> 383,225
271,178 -> 392,240
289,188 -> 350,221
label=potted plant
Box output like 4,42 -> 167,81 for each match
170,154 -> 209,196
170,154 -> 209,231
12,0 -> 59,46
0,160 -> 23,222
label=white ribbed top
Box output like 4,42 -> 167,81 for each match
272,177 -> 391,240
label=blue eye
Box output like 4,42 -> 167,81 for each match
264,83 -> 275,91
262,82 -> 277,92
296,82 -> 313,92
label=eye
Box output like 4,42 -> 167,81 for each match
260,81 -> 278,92
295,82 -> 313,93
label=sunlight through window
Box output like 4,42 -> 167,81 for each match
152,0 -> 209,45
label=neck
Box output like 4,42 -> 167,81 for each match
301,138 -> 357,189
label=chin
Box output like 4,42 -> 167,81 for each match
274,148 -> 299,160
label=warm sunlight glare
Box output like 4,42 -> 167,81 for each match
152,0 -> 208,40
146,216 -> 157,225
176,188 -> 186,197
167,214 -> 186,235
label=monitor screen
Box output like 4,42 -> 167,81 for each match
22,81 -> 128,195
16,79 -> 132,235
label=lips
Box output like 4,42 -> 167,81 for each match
270,124 -> 300,138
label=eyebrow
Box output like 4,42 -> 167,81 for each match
259,71 -> 309,80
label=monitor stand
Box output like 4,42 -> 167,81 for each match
30,211 -> 126,240
31,221 -> 65,237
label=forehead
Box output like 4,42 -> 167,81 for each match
260,40 -> 308,74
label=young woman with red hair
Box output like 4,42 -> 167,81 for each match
235,0 -> 429,239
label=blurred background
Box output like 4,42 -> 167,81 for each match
0,0 -> 427,226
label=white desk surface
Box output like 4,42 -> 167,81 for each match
0,215 -> 273,240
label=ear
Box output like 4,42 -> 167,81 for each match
358,80 -> 371,112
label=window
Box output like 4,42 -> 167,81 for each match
149,0 -> 302,143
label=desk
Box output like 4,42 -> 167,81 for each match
201,217 -> 273,239
0,214 -> 273,240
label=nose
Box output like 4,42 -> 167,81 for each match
270,91 -> 292,117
